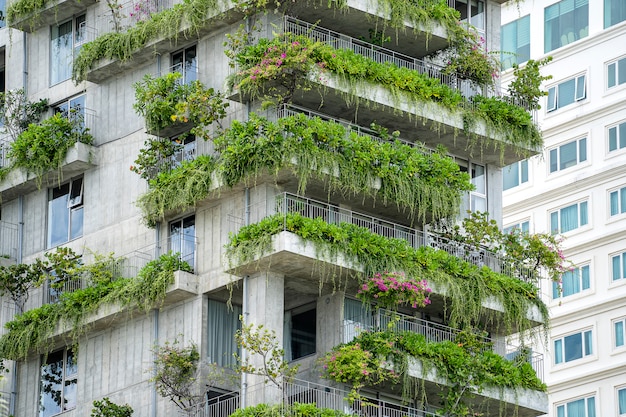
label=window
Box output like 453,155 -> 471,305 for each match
544,0 -> 589,53
619,387 -> 626,415
605,0 -> 626,28
171,134 -> 197,167
614,318 -> 626,348
549,138 -> 587,173
169,215 -> 195,269
608,56 -> 626,89
54,94 -> 87,129
40,348 -> 77,417
547,75 -> 586,112
609,121 -> 626,152
207,299 -> 241,368
611,251 -> 626,281
50,15 -> 85,85
610,186 -> 626,216
172,45 -> 197,85
554,329 -> 593,364
284,304 -> 316,361
503,160 -> 528,190
0,0 -> 5,28
503,220 -> 530,234
344,297 -> 373,342
556,396 -> 596,417
47,178 -> 84,248
550,201 -> 588,234
455,0 -> 485,30
501,15 -> 530,70
553,265 -> 590,298
470,163 -> 486,212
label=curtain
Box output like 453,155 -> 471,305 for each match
566,398 -> 585,417
207,300 -> 241,368
581,265 -> 590,290
560,204 -> 578,232
50,20 -> 73,85
561,269 -> 580,297
615,321 -> 624,347
618,388 -> 626,414
554,338 -> 563,364
613,255 -> 622,280
343,298 -> 371,343
612,192 -> 620,215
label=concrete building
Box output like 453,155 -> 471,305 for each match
501,0 -> 626,416
0,0 -> 550,416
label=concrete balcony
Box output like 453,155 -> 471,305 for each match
0,141 -> 97,201
7,0 -> 97,32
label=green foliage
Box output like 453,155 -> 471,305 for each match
91,398 -> 134,417
328,330 -> 545,416
0,258 -> 47,313
0,252 -> 191,363
138,113 -> 472,225
132,72 -> 228,138
6,0 -> 49,26
151,339 -> 202,410
235,318 -> 298,389
5,113 -> 94,187
230,403 -> 353,417
356,271 -> 431,310
508,57 -> 553,110
0,89 -> 49,140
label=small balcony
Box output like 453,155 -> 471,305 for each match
0,220 -> 18,265
93,0 -> 173,37
7,0 -> 97,32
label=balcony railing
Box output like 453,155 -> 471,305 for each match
93,0 -> 173,38
273,192 -> 537,282
344,308 -> 544,381
181,379 -> 441,417
0,220 -> 18,261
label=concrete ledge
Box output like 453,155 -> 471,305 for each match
0,142 -> 97,202
9,0 -> 98,32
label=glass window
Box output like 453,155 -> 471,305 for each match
47,178 -> 84,248
608,56 -> 626,89
610,186 -> 626,216
556,396 -> 596,417
611,251 -> 626,281
550,200 -> 588,234
344,298 -> 374,342
554,329 -> 593,364
170,134 -> 197,167
0,0 -> 5,28
470,163 -> 486,212
614,318 -> 625,348
605,0 -> 626,28
54,94 -> 87,130
169,215 -> 195,269
503,220 -> 530,234
40,348 -> 77,417
609,121 -> 626,152
501,15 -> 531,70
172,45 -> 197,85
619,387 -> 626,415
544,0 -> 589,53
503,160 -> 529,190
553,265 -> 590,298
284,304 -> 316,361
207,299 -> 241,368
50,15 -> 85,85
547,75 -> 586,112
549,138 -> 587,173
455,0 -> 485,30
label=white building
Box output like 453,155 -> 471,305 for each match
501,1 -> 626,416
0,0 -> 551,416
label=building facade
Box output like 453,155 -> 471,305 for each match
501,0 -> 626,416
1,0 -> 549,416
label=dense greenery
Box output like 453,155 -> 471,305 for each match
137,112 -> 472,225
91,398 -> 134,417
229,34 -> 542,154
226,212 -> 548,335
0,252 -> 191,363
230,403 -> 355,417
322,329 -> 546,416
152,340 -> 202,410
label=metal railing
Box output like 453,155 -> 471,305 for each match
273,192 -> 537,282
344,308 -> 544,381
0,135 -> 10,170
0,220 -> 18,261
93,0 -> 173,37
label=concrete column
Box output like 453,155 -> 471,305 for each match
316,292 -> 345,357
245,270 -> 285,407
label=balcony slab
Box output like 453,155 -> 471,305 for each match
8,0 -> 98,32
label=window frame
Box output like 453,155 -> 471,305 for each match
607,55 -> 626,89
553,329 -> 593,365
503,159 -> 529,190
547,74 -> 587,113
171,45 -> 198,85
549,200 -> 589,234
552,264 -> 590,299
613,317 -> 626,349
605,0 -> 626,29
47,177 -> 84,249
549,137 -> 587,173
168,214 -> 196,270
609,185 -> 626,217
503,220 -> 530,235
50,15 -> 86,86
555,395 -> 596,417
39,347 -> 78,417
544,0 -> 589,53
608,120 -> 626,153
500,15 -> 531,70
611,250 -> 626,281
284,303 -> 317,362
206,298 -> 241,368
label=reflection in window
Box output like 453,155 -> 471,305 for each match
544,0 -> 588,53
40,348 -> 77,417
501,15 -> 530,70
605,0 -> 626,28
47,178 -> 84,248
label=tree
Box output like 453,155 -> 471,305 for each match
91,397 -> 133,417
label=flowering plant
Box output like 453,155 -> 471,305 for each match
357,272 -> 431,310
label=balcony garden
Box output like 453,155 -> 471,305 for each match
0,248 -> 192,366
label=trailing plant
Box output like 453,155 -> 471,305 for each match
235,318 -> 298,391
5,113 -> 94,187
229,34 -> 542,153
133,72 -> 228,139
325,330 -> 545,416
0,252 -> 191,364
0,258 -> 47,313
230,402 -> 353,417
356,271 -> 431,310
0,89 -> 49,141
91,397 -> 134,417
507,56 -> 553,110
137,113 -> 472,226
226,212 -> 549,336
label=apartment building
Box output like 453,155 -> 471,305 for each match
501,0 -> 626,416
0,0 -> 549,416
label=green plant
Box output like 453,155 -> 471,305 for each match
151,339 -> 202,410
91,397 -> 134,417
0,89 -> 49,141
356,271 -> 431,310
508,56 -> 553,110
230,402 -> 353,417
6,113 -> 93,187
